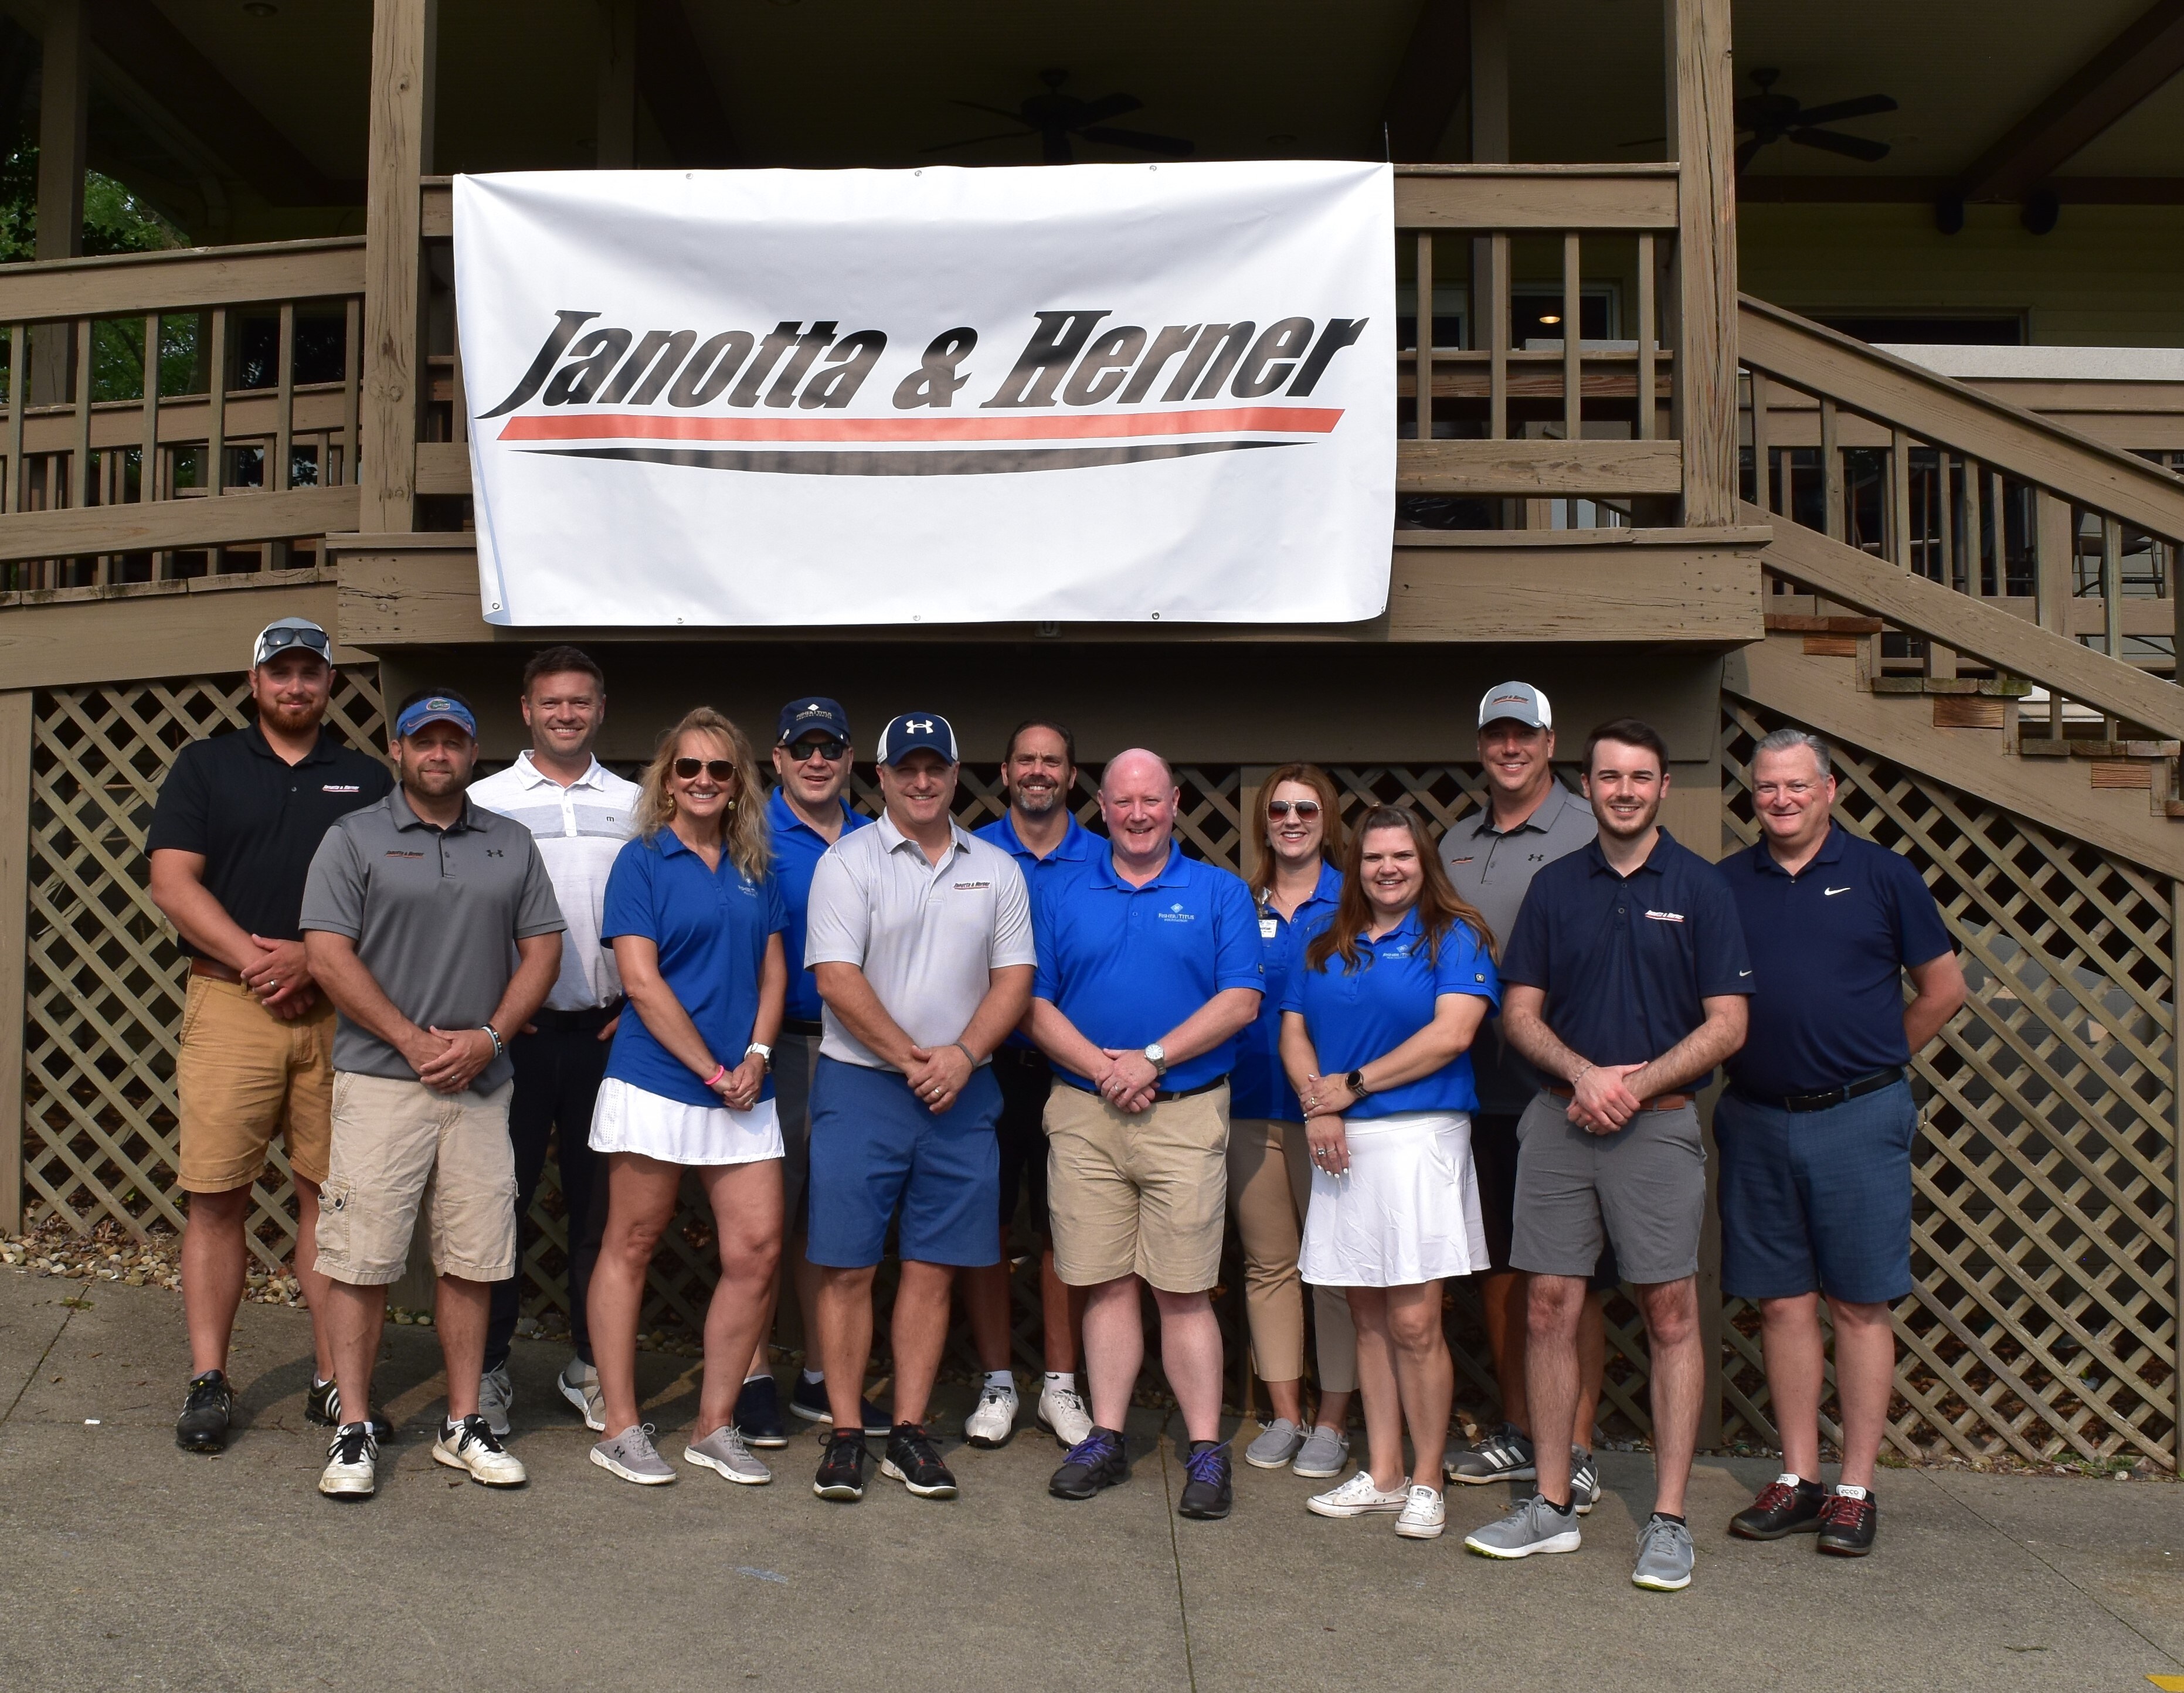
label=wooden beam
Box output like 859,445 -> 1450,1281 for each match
1384,0 -> 1469,161
0,237 -> 363,321
360,0 -> 434,533
35,0 -> 87,261
634,0 -> 735,166
1393,166 -> 1679,229
1954,1 -> 2184,203
0,484 -> 357,563
1667,0 -> 1738,528
0,570 -> 351,691
0,689 -> 30,1233
1400,437 -> 1683,495
1737,175 -> 2184,206
1469,0 -> 1508,163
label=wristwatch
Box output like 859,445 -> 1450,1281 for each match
745,1042 -> 773,1072
1143,1043 -> 1169,1077
1347,1069 -> 1371,1100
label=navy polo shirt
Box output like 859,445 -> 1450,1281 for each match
1231,861 -> 1344,1120
976,810 -> 1100,1053
1722,824 -> 1952,1099
1033,846 -> 1263,1094
1282,907 -> 1500,1119
1498,827 -> 1752,1083
766,787 -> 872,1024
600,829 -> 788,1109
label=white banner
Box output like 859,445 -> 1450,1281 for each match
453,161 -> 1392,627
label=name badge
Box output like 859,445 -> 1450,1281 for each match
1259,918 -> 1279,939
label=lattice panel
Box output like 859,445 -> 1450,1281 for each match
1722,699 -> 2179,1466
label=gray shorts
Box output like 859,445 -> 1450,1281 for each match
774,1031 -> 821,1235
1509,1089 -> 1706,1284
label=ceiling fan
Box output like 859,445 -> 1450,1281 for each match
928,69 -> 1194,165
1735,67 -> 1896,172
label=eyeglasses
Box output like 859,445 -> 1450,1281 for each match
786,737 -> 847,762
672,758 -> 737,783
1267,800 -> 1323,820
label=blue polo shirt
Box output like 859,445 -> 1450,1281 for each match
1282,907 -> 1500,1119
1721,824 -> 1951,1099
1498,827 -> 1752,1084
600,829 -> 788,1109
766,787 -> 872,1024
976,810 -> 1101,1052
1231,861 -> 1344,1120
1033,846 -> 1263,1094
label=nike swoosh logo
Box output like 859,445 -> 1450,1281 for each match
1739,970 -> 1752,977
1825,886 -> 1851,896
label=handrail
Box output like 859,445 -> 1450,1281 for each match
0,238 -> 365,321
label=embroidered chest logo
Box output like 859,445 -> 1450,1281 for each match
952,880 -> 991,892
1645,910 -> 1686,923
485,848 -> 505,857
1448,855 -> 1475,866
1824,885 -> 1852,896
384,849 -> 425,859
1158,901 -> 1196,923
321,784 -> 361,794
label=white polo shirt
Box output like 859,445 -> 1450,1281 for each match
803,812 -> 1034,1072
468,750 -> 641,1012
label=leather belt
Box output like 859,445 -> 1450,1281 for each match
189,958 -> 244,985
1152,1074 -> 1228,1103
1547,1084 -> 1692,1113
780,1017 -> 825,1039
1731,1066 -> 1903,1115
526,1000 -> 624,1035
991,1046 -> 1052,1070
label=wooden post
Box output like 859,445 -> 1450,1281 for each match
0,691 -> 33,1235
361,0 -> 437,533
1666,0 -> 1737,528
30,0 -> 89,411
1415,232 -> 1434,445
1636,233 -> 1656,441
2037,489 -> 2074,735
1928,453 -> 1958,679
597,0 -> 638,169
1470,0 -> 1507,520
140,312 -> 162,579
1561,232 -> 1581,445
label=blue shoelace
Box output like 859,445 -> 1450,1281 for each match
1182,1444 -> 1228,1487
1063,1430 -> 1119,1467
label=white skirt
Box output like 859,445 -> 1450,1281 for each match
587,1077 -> 784,1167
1300,1110 -> 1487,1287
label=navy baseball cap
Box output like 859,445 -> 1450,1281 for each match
875,712 -> 958,766
394,694 -> 478,739
777,697 -> 851,745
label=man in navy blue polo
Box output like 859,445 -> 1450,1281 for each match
1466,718 -> 1750,1595
962,719 -> 1098,1450
1029,748 -> 1262,1521
1718,727 -> 1962,1559
735,698 -> 881,1446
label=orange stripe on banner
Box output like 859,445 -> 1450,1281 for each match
496,406 -> 1344,444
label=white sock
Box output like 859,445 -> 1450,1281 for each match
801,1368 -> 825,1385
984,1369 -> 1014,1392
1044,1371 -> 1076,1394
1835,1482 -> 1870,1501
1777,1471 -> 1807,1488
743,1370 -> 772,1385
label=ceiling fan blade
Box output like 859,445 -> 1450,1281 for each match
1078,125 -> 1194,157
950,99 -> 1032,124
922,130 -> 1032,153
1790,93 -> 1897,127
1617,132 -> 1667,148
1789,127 -> 1890,163
1735,136 -> 1764,172
1074,92 -> 1142,125
1044,128 -> 1075,165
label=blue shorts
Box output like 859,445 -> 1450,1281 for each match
1716,1079 -> 1917,1304
806,1056 -> 1002,1270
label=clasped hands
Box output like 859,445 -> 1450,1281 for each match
241,934 -> 316,1020
1093,1048 -> 1162,1115
404,1025 -> 497,1095
1567,1061 -> 1648,1136
904,1042 -> 973,1116
1296,1072 -> 1350,1176
708,1051 -> 767,1113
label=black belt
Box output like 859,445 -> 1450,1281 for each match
781,1017 -> 825,1039
991,1046 -> 1051,1070
524,1000 -> 623,1035
1152,1074 -> 1228,1102
1733,1066 -> 1903,1114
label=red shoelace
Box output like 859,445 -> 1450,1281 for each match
1818,1493 -> 1874,1529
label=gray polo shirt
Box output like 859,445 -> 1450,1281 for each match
803,812 -> 1034,1073
1439,779 -> 1599,1113
300,787 -> 566,1090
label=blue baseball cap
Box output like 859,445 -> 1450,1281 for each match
394,695 -> 478,739
777,696 -> 851,745
875,712 -> 958,766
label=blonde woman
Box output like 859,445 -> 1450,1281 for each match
585,709 -> 787,1489
1229,763 -> 1358,1478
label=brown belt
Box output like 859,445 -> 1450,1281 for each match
1547,1084 -> 1692,1113
189,958 -> 244,985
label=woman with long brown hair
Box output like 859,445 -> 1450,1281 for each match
1228,764 -> 1359,1480
1279,805 -> 1499,1541
585,708 -> 788,1490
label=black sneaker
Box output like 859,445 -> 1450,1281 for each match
813,1430 -> 869,1501
1177,1439 -> 1233,1521
1729,1476 -> 1826,1540
175,1369 -> 232,1454
733,1374 -> 789,1449
1049,1426 -> 1130,1500
789,1375 -> 891,1437
1816,1489 -> 1877,1556
305,1378 -> 395,1442
881,1422 -> 959,1500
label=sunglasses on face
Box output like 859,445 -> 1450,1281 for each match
786,737 -> 847,762
673,758 -> 737,783
1268,800 -> 1323,820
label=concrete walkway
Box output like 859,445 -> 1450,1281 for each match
1,1270 -> 2178,1693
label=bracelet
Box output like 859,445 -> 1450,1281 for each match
703,1063 -> 728,1090
1571,1060 -> 1593,1086
481,1023 -> 504,1059
952,1040 -> 976,1068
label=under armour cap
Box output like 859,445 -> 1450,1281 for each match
394,695 -> 478,739
777,696 -> 851,745
875,712 -> 958,766
1478,681 -> 1551,731
251,617 -> 332,669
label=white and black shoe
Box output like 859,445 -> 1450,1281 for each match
318,1422 -> 379,1500
433,1413 -> 527,1487
963,1381 -> 1019,1449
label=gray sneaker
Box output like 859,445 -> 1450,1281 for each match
590,1422 -> 676,1486
1292,1423 -> 1350,1480
1463,1493 -> 1582,1559
477,1363 -> 514,1438
1446,1422 -> 1537,1485
684,1425 -> 772,1486
1244,1418 -> 1305,1470
1571,1446 -> 1600,1517
557,1357 -> 605,1433
1632,1515 -> 1695,1592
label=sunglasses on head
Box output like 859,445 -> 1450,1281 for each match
786,737 -> 847,762
673,757 -> 737,782
1268,800 -> 1323,820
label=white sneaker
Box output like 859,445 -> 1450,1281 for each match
1037,1381 -> 1093,1448
317,1422 -> 378,1499
432,1413 -> 528,1487
477,1363 -> 514,1437
1395,1484 -> 1448,1540
1306,1470 -> 1410,1519
964,1381 -> 1019,1449
557,1357 -> 605,1432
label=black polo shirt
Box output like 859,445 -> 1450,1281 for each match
147,720 -> 393,957
1721,824 -> 1952,1099
1499,826 -> 1752,1083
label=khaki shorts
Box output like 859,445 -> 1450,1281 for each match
313,1072 -> 518,1287
1045,1080 -> 1229,1294
175,976 -> 336,1192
